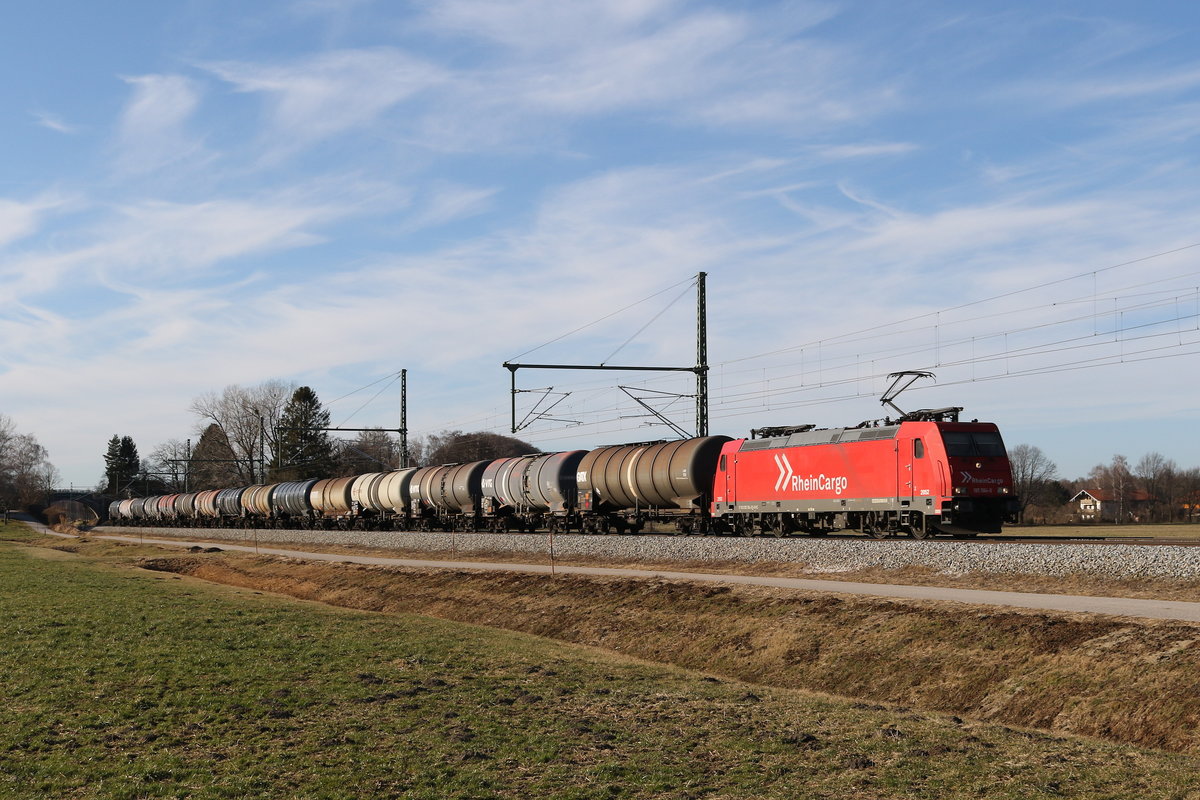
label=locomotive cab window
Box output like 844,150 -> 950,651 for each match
973,432 -> 1005,457
944,431 -> 1005,458
913,439 -> 924,458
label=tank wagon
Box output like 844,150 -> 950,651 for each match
575,437 -> 730,533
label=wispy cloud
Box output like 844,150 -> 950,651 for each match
114,74 -> 205,174
204,48 -> 447,155
0,194 -> 65,248
30,110 -> 77,134
814,142 -> 918,160
0,194 -> 349,307
398,183 -> 497,234
1012,66 -> 1200,107
423,1 -> 886,132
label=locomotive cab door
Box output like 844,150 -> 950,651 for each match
718,453 -> 734,509
897,438 -> 916,507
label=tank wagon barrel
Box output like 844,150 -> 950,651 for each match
576,436 -> 730,533
310,477 -> 356,528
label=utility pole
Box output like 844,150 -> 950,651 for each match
696,271 -> 708,437
400,369 -> 409,468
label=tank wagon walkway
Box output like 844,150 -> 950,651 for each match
45,528 -> 1200,624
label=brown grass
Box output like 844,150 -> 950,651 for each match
99,529 -> 1200,602
137,549 -> 1200,756
1001,522 -> 1200,540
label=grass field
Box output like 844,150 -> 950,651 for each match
4,522 -> 1200,799
995,523 -> 1200,540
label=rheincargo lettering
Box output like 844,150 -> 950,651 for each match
790,474 -> 849,495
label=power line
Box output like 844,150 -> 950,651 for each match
507,274 -> 697,361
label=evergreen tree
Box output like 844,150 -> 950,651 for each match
118,436 -> 139,488
272,387 -> 335,480
103,436 -> 120,494
102,435 -> 140,495
190,424 -> 242,489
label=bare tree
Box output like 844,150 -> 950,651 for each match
189,380 -> 295,483
1179,467 -> 1200,521
147,439 -> 192,492
1088,454 -> 1136,523
421,430 -> 538,466
0,415 -> 59,509
1135,452 -> 1176,522
1008,444 -> 1058,524
335,429 -> 401,476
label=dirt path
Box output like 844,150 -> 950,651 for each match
54,529 -> 1200,623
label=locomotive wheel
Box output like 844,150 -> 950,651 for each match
910,522 -> 931,540
863,512 -> 886,539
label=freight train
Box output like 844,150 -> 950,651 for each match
107,407 -> 1018,539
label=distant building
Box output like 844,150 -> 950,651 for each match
1181,495 -> 1200,521
1069,488 -> 1152,523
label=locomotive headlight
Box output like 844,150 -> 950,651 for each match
999,487 -> 1010,494
953,487 -> 966,495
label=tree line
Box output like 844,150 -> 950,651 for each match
0,414 -> 59,510
1010,444 -> 1200,524
102,381 -> 536,496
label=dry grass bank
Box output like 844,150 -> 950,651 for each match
138,549 -> 1200,757
94,528 -> 1200,603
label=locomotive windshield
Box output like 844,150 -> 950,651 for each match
942,431 -> 1006,458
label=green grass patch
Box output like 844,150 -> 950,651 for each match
0,519 -> 48,543
2,541 -> 1199,799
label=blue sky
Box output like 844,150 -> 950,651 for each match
3,0 -> 1200,487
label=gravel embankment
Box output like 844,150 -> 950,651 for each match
99,526 -> 1200,580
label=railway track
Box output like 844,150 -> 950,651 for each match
81,522 -> 1200,584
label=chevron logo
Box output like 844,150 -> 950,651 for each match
774,453 -> 794,492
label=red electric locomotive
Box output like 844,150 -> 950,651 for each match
711,408 -> 1017,538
